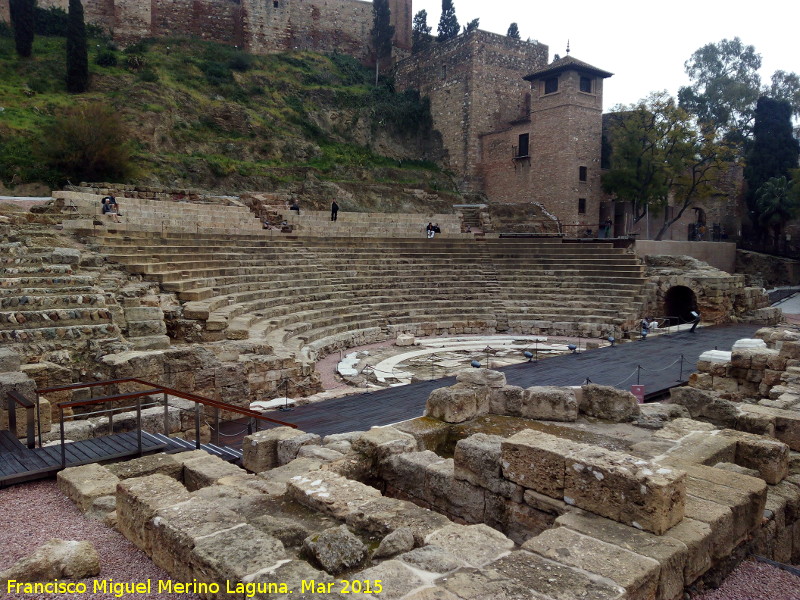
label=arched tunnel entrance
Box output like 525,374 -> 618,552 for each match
664,286 -> 698,325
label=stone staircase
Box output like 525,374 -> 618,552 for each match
0,240 -> 124,361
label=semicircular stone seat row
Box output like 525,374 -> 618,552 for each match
91,228 -> 648,361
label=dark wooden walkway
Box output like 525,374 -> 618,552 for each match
262,324 -> 760,438
0,430 -> 166,487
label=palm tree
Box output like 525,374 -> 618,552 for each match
756,176 -> 798,250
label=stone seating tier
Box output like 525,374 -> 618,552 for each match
92,232 -> 646,358
285,210 -> 463,238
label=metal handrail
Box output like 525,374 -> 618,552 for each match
6,390 -> 36,449
39,377 -> 297,467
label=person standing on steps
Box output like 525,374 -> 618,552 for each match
331,200 -> 339,222
640,317 -> 651,340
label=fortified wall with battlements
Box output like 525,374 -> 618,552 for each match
0,0 -> 412,61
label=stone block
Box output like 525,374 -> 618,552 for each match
393,417 -> 450,452
384,450 -> 446,491
149,497 -> 245,578
580,383 -> 640,421
565,446 -> 686,535
286,470 -> 382,520
425,384 -> 483,423
520,386 -> 578,421
668,387 -> 741,428
683,494 -> 736,560
348,560 -> 425,600
740,404 -> 800,450
719,429 -> 789,484
296,445 -> 345,462
182,454 -> 247,491
489,385 -> 523,416
663,517 -> 713,583
303,525 -> 366,575
522,527 -> 660,600
0,348 -> 21,372
192,523 -> 286,584
242,426 -> 304,472
454,433 -> 506,490
345,496 -> 452,545
663,431 -> 737,466
116,474 -> 191,553
277,432 -> 322,465
501,429 -> 577,498
257,457 -> 323,495
455,368 -> 506,388
426,457 -> 486,523
351,426 -> 417,463
424,523 -> 514,568
51,247 -> 81,265
57,463 -> 120,513
106,452 -> 182,481
556,511 -> 688,600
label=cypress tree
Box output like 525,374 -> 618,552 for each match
744,97 -> 800,218
437,0 -> 459,42
412,10 -> 432,54
9,0 -> 35,58
507,23 -> 520,39
371,0 -> 394,85
66,0 -> 89,93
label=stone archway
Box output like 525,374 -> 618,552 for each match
664,285 -> 698,324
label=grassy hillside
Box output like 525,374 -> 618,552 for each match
0,27 -> 459,209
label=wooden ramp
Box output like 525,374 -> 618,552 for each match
0,430 -> 166,488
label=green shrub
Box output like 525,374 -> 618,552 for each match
95,49 -> 117,67
201,60 -> 233,86
139,68 -> 158,82
34,6 -> 66,37
125,53 -> 146,71
228,52 -> 253,72
0,22 -> 12,38
37,102 -> 136,183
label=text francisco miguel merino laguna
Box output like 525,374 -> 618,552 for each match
6,578 -> 384,597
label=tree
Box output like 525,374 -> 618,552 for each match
9,0 -> 35,58
370,0 -> 394,85
412,10 -> 432,54
66,0 -> 89,93
768,70 -> 800,126
756,176 -> 799,248
507,23 -> 520,39
744,97 -> 800,229
602,92 -> 734,240
437,0 -> 459,42
462,18 -> 479,35
678,37 -> 762,145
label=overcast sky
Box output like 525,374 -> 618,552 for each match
410,0 -> 799,110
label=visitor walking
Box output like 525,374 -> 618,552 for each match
640,317 -> 651,340
331,200 -> 339,222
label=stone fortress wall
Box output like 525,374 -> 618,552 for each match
0,0 -> 412,61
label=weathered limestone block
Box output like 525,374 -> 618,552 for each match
249,514 -> 315,548
489,384 -> 524,416
182,454 -> 247,491
522,527 -> 660,600
454,433 -> 520,498
246,560 -> 333,599
556,511 -> 688,600
635,402 -> 691,429
0,348 -> 21,372
286,471 -> 382,520
57,463 -> 120,513
115,474 -> 191,553
425,523 -> 514,568
51,247 -> 81,265
0,371 -> 41,437
345,496 -> 452,545
683,494 -> 736,560
461,551 -> 624,600
663,462 -> 767,541
277,432 -> 322,465
242,426 -> 304,472
740,404 -> 800,450
580,383 -> 640,421
652,417 -> 718,440
393,417 -> 450,452
668,387 -> 741,428
396,333 -> 416,346
303,525 -> 367,575
351,426 -> 417,463
150,497 -> 244,577
256,457 -> 323,494
385,450 -> 446,501
0,539 -> 99,582
396,544 -> 466,573
455,368 -> 507,388
503,498 -> 558,544
374,527 -> 416,559
190,482 -> 274,522
106,452 -> 182,480
719,429 -> 789,484
565,446 -> 686,535
663,431 -> 737,466
191,524 -> 286,585
520,386 -> 578,421
425,384 -> 483,423
297,445 -> 345,462
348,560 -> 425,600
663,518 -> 713,583
426,457 -> 485,523
500,429 -> 576,498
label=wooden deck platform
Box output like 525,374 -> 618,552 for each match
260,323 -> 761,438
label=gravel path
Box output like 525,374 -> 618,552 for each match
693,558 -> 800,600
0,480 -> 199,599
